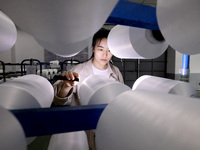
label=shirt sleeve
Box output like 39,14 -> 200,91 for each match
118,71 -> 124,84
110,64 -> 124,84
52,80 -> 74,106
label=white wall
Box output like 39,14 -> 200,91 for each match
0,48 -> 12,63
190,54 -> 200,73
0,29 -> 45,72
15,29 -> 45,63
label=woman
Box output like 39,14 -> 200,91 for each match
52,28 -> 124,150
53,28 -> 124,106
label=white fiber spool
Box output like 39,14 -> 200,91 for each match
0,0 -> 118,57
50,60 -> 59,69
0,84 -> 40,109
79,75 -> 131,105
0,106 -> 26,150
34,36 -> 91,57
0,11 -> 17,52
3,75 -> 54,108
108,25 -> 168,59
132,75 -> 197,97
48,131 -> 89,150
96,90 -> 200,150
0,75 -> 54,144
38,69 -> 49,79
157,0 -> 200,55
0,83 -> 39,144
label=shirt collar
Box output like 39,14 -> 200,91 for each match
87,59 -> 117,79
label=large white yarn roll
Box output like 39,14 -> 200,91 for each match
79,75 -> 131,105
34,36 -> 91,57
132,75 -> 197,97
0,106 -> 26,150
96,90 -> 200,150
48,131 -> 89,150
0,85 -> 40,109
1,75 -> 54,108
0,75 -> 54,144
0,0 -> 118,57
0,10 -> 17,52
156,0 -> 200,55
108,25 -> 168,59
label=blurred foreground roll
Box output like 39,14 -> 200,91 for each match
132,75 -> 197,97
0,84 -> 40,109
0,75 -> 54,108
79,75 -> 131,105
157,0 -> 200,55
0,10 -> 17,52
0,106 -> 26,150
0,75 -> 54,144
108,25 -> 168,59
48,131 -> 89,150
0,0 -> 118,57
96,90 -> 200,150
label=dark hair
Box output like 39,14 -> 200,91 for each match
92,28 -> 110,49
89,28 -> 110,59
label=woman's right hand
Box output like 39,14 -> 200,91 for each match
62,71 -> 79,87
57,71 -> 79,98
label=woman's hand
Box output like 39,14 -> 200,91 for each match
62,71 -> 79,87
57,71 -> 79,98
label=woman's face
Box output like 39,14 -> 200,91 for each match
93,38 -> 113,69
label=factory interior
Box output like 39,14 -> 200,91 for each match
1,0 -> 200,150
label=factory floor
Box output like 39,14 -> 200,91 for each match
28,135 -> 52,150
